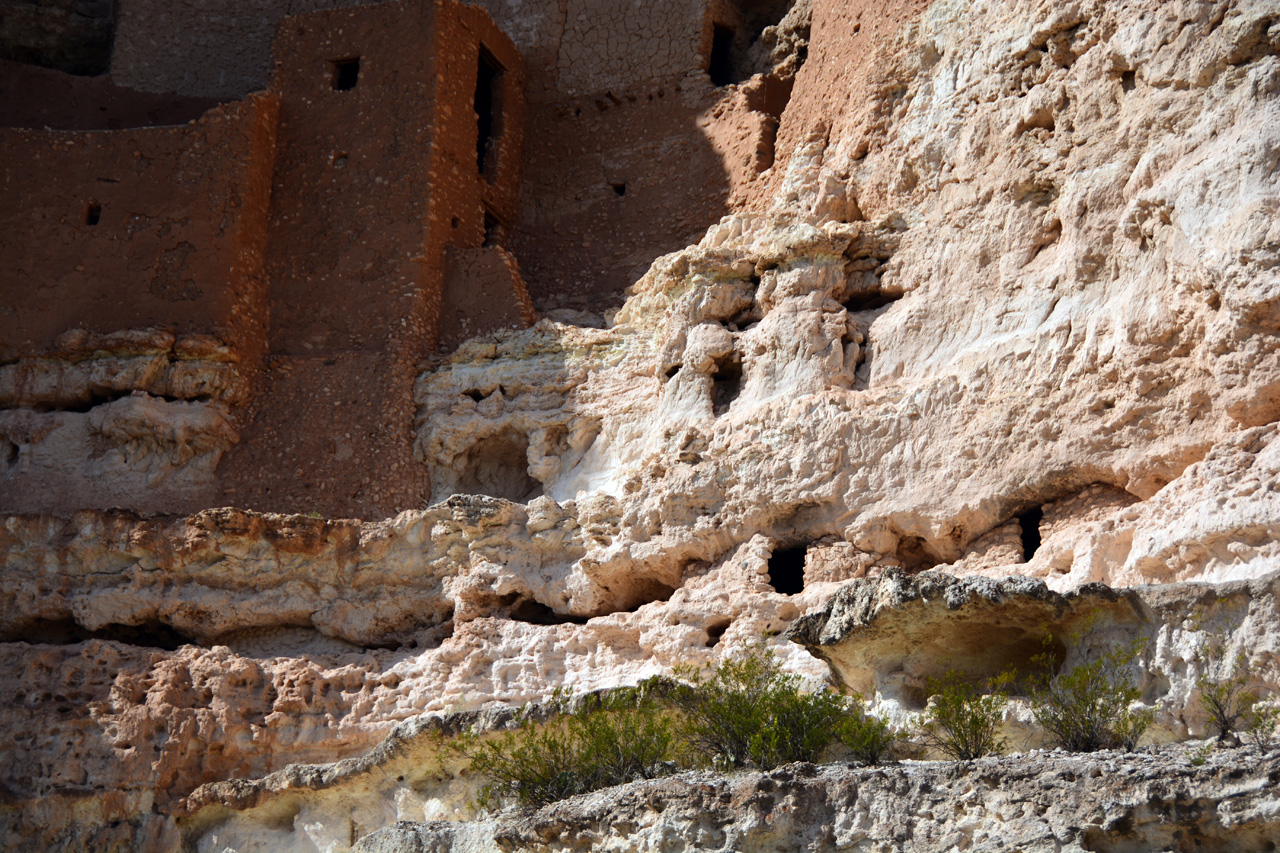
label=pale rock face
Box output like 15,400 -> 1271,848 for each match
0,395 -> 238,514
352,748 -> 1280,853
3,0 -> 1280,849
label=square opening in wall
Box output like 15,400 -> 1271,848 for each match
332,57 -> 361,91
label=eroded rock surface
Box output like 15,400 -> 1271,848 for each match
2,0 -> 1280,849
354,747 -> 1280,853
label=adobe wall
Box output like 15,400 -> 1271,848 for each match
109,0 -> 373,99
0,60 -> 220,131
0,92 -> 278,366
0,0 -> 116,75
214,0 -> 530,519
99,0 -> 795,308
482,0 -> 798,307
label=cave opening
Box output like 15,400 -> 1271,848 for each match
15,618 -> 197,651
332,57 -> 360,91
843,290 -> 901,313
1018,507 -> 1044,561
711,352 -> 743,415
508,597 -> 589,626
768,545 -> 806,595
705,619 -> 731,647
456,430 -> 543,503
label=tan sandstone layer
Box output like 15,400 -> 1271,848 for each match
1,0 -> 1279,848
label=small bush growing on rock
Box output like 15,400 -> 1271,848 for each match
837,698 -> 901,764
1195,635 -> 1268,745
669,645 -> 851,770
454,686 -> 678,810
916,669 -> 1011,760
1028,630 -> 1152,753
1243,702 -> 1279,749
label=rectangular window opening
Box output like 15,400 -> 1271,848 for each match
332,57 -> 360,91
475,46 -> 505,178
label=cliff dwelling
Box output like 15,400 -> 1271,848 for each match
2,0 -> 1280,849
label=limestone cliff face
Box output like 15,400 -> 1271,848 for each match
2,0 -> 1279,850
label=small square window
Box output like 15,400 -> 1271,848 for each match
332,57 -> 360,91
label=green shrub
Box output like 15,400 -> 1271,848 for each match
837,699 -> 901,764
1028,632 -> 1152,753
1243,701 -> 1279,749
1195,636 -> 1267,745
669,645 -> 851,770
916,669 -> 1011,760
455,645 -> 905,810
454,686 -> 678,810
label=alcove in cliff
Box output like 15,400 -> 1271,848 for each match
456,430 -> 543,502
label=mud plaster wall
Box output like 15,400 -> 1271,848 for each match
108,0 -> 374,99
215,0 -> 528,519
0,93 -> 278,366
493,0 -> 751,307
0,0 -> 116,75
101,0 -> 773,308
439,246 -> 536,350
0,60 -> 222,131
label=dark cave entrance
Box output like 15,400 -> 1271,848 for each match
711,352 -> 743,415
709,25 -> 737,86
1018,507 -> 1044,561
768,545 -> 806,595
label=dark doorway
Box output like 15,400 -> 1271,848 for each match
709,25 -> 736,86
332,57 -> 360,91
475,47 -> 505,177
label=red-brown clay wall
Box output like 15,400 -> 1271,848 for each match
0,60 -> 221,131
751,0 -> 934,213
421,0 -> 526,350
215,0 -> 529,518
485,0 -> 752,308
109,0 -> 372,98
101,0 -> 749,310
0,93 -> 278,368
511,80 -> 733,307
261,1 -> 440,358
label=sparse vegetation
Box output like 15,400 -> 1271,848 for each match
1195,635 -> 1266,745
1187,741 -> 1215,766
916,669 -> 1011,760
453,685 -> 678,810
668,645 -> 852,770
455,645 -> 905,810
1243,701 -> 1279,749
1028,625 -> 1152,753
837,699 -> 901,765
